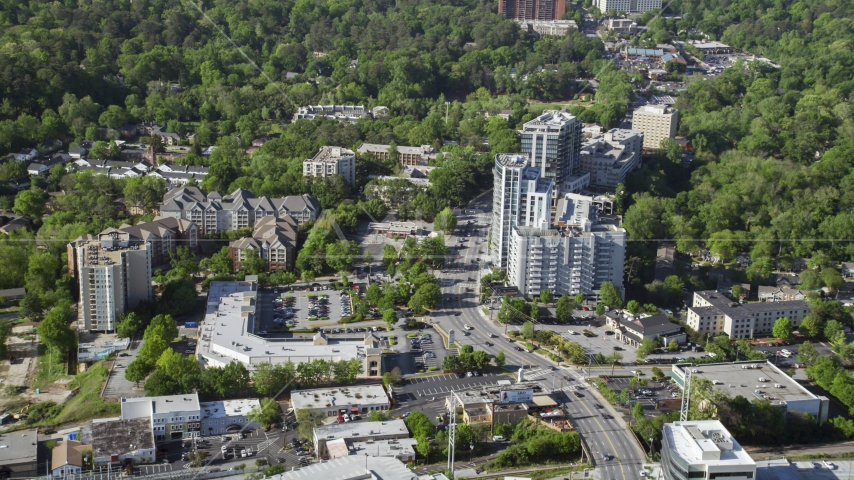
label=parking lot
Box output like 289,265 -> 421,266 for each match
383,325 -> 454,375
102,339 -> 145,398
256,288 -> 361,335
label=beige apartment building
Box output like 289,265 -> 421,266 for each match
303,146 -> 357,187
632,104 -> 679,149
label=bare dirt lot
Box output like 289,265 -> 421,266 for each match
1,325 -> 73,415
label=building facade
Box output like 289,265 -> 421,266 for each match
111,217 -> 199,268
595,0 -> 662,13
303,146 -> 357,188
121,394 -> 203,442
506,193 -> 626,299
68,232 -> 152,332
0,429 -> 38,478
579,128 -> 644,188
685,291 -> 810,339
520,111 -> 582,188
603,312 -> 686,347
498,0 -> 566,20
606,17 -> 638,33
517,20 -> 578,36
200,399 -> 260,436
490,154 -> 554,269
230,216 -> 298,272
291,384 -> 391,418
357,143 -> 440,166
292,105 -> 371,123
632,104 -> 679,149
661,421 -> 755,480
160,187 -> 320,234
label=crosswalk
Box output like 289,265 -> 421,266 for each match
523,368 -> 552,380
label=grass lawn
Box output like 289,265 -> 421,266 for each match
51,361 -> 120,425
33,345 -> 72,390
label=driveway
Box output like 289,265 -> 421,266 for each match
102,338 -> 145,398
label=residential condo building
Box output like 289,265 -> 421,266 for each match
303,146 -> 357,188
498,0 -> 566,20
160,187 -> 320,234
579,128 -> 644,188
68,232 -> 152,332
506,192 -> 626,299
632,104 -> 679,149
661,421 -> 755,480
230,216 -> 298,272
356,143 -> 440,166
490,154 -> 553,269
686,290 -> 810,339
520,111 -> 583,204
595,0 -> 662,13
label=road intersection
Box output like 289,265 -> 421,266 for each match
407,193 -> 646,480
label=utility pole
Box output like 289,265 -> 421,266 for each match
447,393 -> 457,475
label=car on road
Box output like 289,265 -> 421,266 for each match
514,346 -> 522,351
492,435 -> 506,442
463,324 -> 472,330
119,353 -> 129,357
401,412 -> 411,418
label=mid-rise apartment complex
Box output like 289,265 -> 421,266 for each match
498,0 -> 565,20
159,187 -> 320,234
292,105 -> 371,123
303,146 -> 357,188
595,0 -> 662,13
491,154 -> 553,269
520,111 -> 583,186
579,128 -> 644,188
230,216 -> 298,272
606,17 -> 638,34
68,232 -> 152,332
506,192 -> 626,299
686,291 -> 811,339
632,104 -> 679,149
661,421 -> 755,480
356,143 -> 440,166
517,20 -> 578,36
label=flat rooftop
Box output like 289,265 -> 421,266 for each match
664,420 -> 755,468
92,418 -> 155,455
520,111 -> 577,131
309,146 -> 355,163
75,232 -> 148,268
0,429 -> 38,464
200,398 -> 260,419
269,454 -> 416,480
672,361 -> 819,405
350,438 -> 418,457
291,384 -> 389,410
314,420 -> 408,440
496,153 -> 529,167
122,394 -> 200,419
199,281 -> 373,369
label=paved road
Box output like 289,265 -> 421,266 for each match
416,194 -> 646,480
102,337 -> 145,398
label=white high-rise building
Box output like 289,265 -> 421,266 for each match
632,104 -> 679,149
661,420 -> 756,480
579,128 -> 644,188
70,231 -> 152,332
303,146 -> 357,188
506,192 -> 626,299
519,111 -> 582,186
491,154 -> 554,269
595,0 -> 661,13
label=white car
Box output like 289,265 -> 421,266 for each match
492,435 -> 506,442
463,324 -> 473,330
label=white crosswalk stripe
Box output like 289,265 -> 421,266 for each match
523,368 -> 550,379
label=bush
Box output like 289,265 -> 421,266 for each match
427,366 -> 437,371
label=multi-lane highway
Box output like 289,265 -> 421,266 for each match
423,191 -> 646,480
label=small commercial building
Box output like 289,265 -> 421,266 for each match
692,41 -> 733,54
670,361 -> 829,423
446,385 -> 551,425
200,398 -> 260,436
290,384 -> 391,419
91,418 -> 156,465
661,420 -> 754,480
350,438 -> 418,463
313,420 -> 409,458
0,429 -> 38,478
121,394 -> 202,442
604,312 -> 686,347
269,455 -> 415,480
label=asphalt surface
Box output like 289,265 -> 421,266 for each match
404,192 -> 647,480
